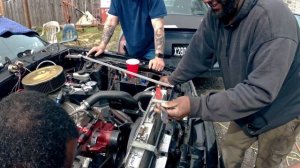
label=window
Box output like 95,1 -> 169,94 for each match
164,0 -> 208,15
0,34 -> 46,63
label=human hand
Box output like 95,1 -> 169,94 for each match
159,96 -> 191,120
149,57 -> 165,71
87,46 -> 105,57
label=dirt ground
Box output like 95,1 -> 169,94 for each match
46,25 -> 122,51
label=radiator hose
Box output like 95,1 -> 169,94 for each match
78,91 -> 138,111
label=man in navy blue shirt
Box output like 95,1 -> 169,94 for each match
88,0 -> 167,71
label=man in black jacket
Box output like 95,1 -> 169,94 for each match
159,0 -> 300,167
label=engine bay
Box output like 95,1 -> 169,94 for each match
0,45 -> 220,168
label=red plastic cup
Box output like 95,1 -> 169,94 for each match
126,58 -> 140,78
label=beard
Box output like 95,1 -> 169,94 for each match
215,0 -> 238,22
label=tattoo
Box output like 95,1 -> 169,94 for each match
154,27 -> 165,54
102,25 -> 116,45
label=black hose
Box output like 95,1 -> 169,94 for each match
85,91 -> 138,107
133,91 -> 153,102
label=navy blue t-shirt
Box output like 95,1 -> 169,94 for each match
109,0 -> 167,59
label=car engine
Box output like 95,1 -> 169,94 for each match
4,46 -> 220,168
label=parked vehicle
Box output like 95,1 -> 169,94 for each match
117,0 -> 222,78
0,16 -> 220,168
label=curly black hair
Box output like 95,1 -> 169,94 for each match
0,91 -> 79,168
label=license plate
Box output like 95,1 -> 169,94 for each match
172,44 -> 188,57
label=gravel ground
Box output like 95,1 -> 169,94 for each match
193,77 -> 300,168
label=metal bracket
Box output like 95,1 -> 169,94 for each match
131,141 -> 158,156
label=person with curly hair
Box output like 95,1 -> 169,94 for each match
0,91 -> 79,168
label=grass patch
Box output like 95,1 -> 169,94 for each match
37,25 -> 121,51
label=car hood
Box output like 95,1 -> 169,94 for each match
164,14 -> 204,29
0,16 -> 37,36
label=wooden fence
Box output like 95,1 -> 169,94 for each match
2,0 -> 104,28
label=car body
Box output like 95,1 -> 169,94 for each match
0,16 -> 220,168
0,17 -> 47,64
117,0 -> 222,78
163,0 -> 208,57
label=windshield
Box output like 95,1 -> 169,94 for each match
0,34 -> 47,63
164,0 -> 208,15
295,14 -> 300,27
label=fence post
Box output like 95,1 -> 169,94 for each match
0,0 -> 4,16
23,0 -> 32,28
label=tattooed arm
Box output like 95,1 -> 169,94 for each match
87,14 -> 119,56
152,18 -> 165,56
149,17 -> 165,71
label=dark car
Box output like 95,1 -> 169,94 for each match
0,17 -> 47,65
0,16 -> 220,168
117,0 -> 222,78
163,0 -> 208,57
163,0 -> 223,78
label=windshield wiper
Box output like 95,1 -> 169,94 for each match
17,49 -> 33,58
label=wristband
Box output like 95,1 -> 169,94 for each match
155,53 -> 164,58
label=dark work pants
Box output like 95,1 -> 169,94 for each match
221,119 -> 300,168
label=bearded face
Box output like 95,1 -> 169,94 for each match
218,0 -> 238,19
205,0 -> 239,22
